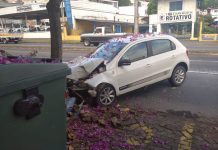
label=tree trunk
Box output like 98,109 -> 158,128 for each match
134,0 -> 139,34
46,0 -> 63,60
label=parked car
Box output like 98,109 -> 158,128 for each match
210,21 -> 218,28
40,21 -> 50,31
0,34 -> 22,44
22,26 -> 30,32
67,35 -> 190,106
80,26 -> 126,46
29,25 -> 41,32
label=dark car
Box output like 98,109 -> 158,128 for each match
210,21 -> 218,28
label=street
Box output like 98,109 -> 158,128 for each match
1,41 -> 218,118
119,54 -> 218,118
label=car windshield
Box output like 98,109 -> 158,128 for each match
90,41 -> 127,62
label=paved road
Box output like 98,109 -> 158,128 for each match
1,39 -> 218,58
1,42 -> 218,118
180,40 -> 218,53
119,54 -> 218,118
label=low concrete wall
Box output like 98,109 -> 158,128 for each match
23,32 -> 51,39
22,29 -> 80,41
22,27 -> 82,41
199,34 -> 218,41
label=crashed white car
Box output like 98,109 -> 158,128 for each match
67,35 -> 189,106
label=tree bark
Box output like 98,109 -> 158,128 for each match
134,0 -> 139,34
46,0 -> 63,60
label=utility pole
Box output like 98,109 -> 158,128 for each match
134,0 -> 139,34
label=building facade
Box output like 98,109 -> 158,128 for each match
211,9 -> 218,19
150,0 -> 197,39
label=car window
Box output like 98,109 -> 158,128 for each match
151,39 -> 174,56
171,41 -> 176,50
121,42 -> 148,62
91,42 -> 127,62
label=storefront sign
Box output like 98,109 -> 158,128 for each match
16,5 -> 32,12
159,11 -> 193,23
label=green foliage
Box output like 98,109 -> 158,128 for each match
203,26 -> 218,33
115,0 -> 131,6
204,14 -> 214,24
147,0 -> 157,15
203,14 -> 218,34
199,0 -> 218,10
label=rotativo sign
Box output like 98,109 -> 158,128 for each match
159,11 -> 193,23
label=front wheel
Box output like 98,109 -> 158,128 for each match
169,66 -> 186,87
84,39 -> 90,46
96,84 -> 116,106
3,39 -> 8,44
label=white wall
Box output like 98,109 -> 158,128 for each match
211,9 -> 218,19
119,5 -> 148,17
23,31 -> 50,38
156,0 -> 197,37
158,0 -> 197,22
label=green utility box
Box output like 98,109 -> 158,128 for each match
0,64 -> 71,150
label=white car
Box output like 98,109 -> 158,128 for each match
67,35 -> 190,106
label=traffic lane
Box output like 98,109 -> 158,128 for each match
118,73 -> 218,118
189,54 -> 218,61
189,55 -> 218,74
179,40 -> 218,52
19,40 -> 218,50
2,49 -> 89,61
2,46 -> 218,117
118,56 -> 218,118
6,42 -> 96,48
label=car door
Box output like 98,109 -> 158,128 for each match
146,39 -> 177,83
115,41 -> 153,94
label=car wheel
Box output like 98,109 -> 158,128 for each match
169,66 -> 186,87
96,84 -> 116,106
84,39 -> 90,46
3,39 -> 8,44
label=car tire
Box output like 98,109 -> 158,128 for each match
84,39 -> 90,46
96,84 -> 116,106
3,39 -> 8,44
169,66 -> 186,87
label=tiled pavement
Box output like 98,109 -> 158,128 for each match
67,105 -> 218,150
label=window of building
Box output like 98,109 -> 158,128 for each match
151,40 -> 174,56
105,27 -> 113,33
121,42 -> 148,62
169,1 -> 183,11
95,28 -> 102,33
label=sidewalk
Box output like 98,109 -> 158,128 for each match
67,105 -> 218,150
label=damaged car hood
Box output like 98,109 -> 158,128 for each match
67,57 -> 105,80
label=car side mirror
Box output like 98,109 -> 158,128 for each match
118,58 -> 131,67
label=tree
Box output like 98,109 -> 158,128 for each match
147,0 -> 157,15
115,0 -> 131,6
134,0 -> 139,33
46,0 -> 63,60
199,0 -> 218,10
